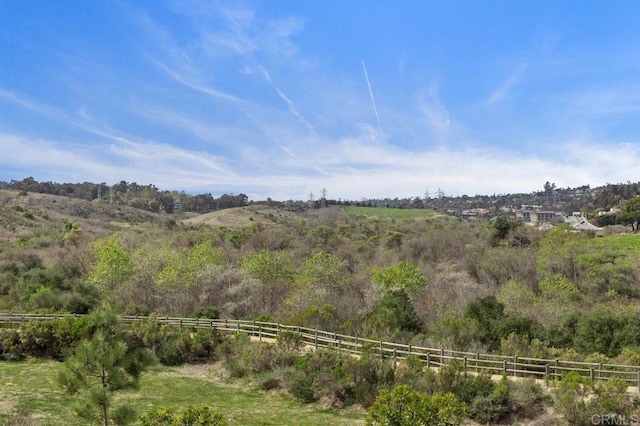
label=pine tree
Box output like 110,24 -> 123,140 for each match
58,307 -> 155,425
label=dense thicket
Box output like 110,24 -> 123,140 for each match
3,189 -> 640,365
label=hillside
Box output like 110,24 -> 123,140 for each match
182,204 -> 301,229
4,186 -> 640,424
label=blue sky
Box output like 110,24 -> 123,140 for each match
2,1 -> 640,201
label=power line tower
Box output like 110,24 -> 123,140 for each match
320,187 -> 327,208
424,189 -> 430,209
437,188 -> 445,212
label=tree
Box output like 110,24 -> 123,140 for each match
372,261 -> 426,297
88,235 -> 133,290
286,251 -> 347,321
616,195 -> 640,230
58,307 -> 155,425
241,250 -> 295,315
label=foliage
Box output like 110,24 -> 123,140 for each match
87,235 -> 133,290
241,249 -> 295,315
490,217 -> 521,246
156,241 -> 225,290
0,316 -> 89,360
367,290 -> 423,336
553,372 -> 595,426
58,307 -> 155,425
366,384 -> 466,426
140,405 -> 227,426
372,261 -> 426,297
276,329 -> 304,352
617,195 -> 640,230
463,296 -> 540,351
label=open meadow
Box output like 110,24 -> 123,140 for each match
0,359 -> 366,425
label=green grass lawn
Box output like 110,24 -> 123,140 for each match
0,359 -> 366,425
344,206 -> 444,219
594,233 -> 640,249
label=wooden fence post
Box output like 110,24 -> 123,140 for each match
393,349 -> 397,370
314,329 -> 318,350
426,353 -> 431,369
476,352 -> 480,373
259,325 -> 262,342
503,360 -> 508,375
464,357 -> 468,377
598,362 -> 602,381
513,356 -> 518,377
545,364 -> 550,387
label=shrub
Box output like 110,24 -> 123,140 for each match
508,379 -> 549,419
553,371 -> 595,426
192,307 -> 221,319
140,405 -> 227,426
337,354 -> 395,407
467,375 -> 509,424
286,369 -> 318,403
276,329 -> 304,351
11,316 -> 88,360
155,328 -> 223,366
366,384 -> 466,426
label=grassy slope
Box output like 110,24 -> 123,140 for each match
0,360 -> 365,425
344,205 -> 445,219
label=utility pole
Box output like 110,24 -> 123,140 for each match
437,188 -> 445,212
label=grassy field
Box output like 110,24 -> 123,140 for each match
594,233 -> 640,249
0,360 -> 366,425
344,206 -> 444,219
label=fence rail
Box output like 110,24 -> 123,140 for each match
2,312 -> 640,388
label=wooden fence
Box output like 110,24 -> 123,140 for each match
2,312 -> 640,388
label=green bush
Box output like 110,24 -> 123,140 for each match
394,355 -> 438,394
508,379 -> 549,420
140,405 -> 227,426
276,329 -> 304,351
553,371 -> 595,426
337,354 -> 395,407
155,328 -> 223,366
366,384 -> 466,426
192,307 -> 221,319
286,369 -> 318,403
8,316 -> 88,360
467,375 -> 509,424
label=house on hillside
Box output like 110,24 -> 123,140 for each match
516,209 -> 562,223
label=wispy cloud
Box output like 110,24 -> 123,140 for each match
486,63 -> 527,105
274,87 -> 317,136
151,58 -> 244,103
419,83 -> 451,140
